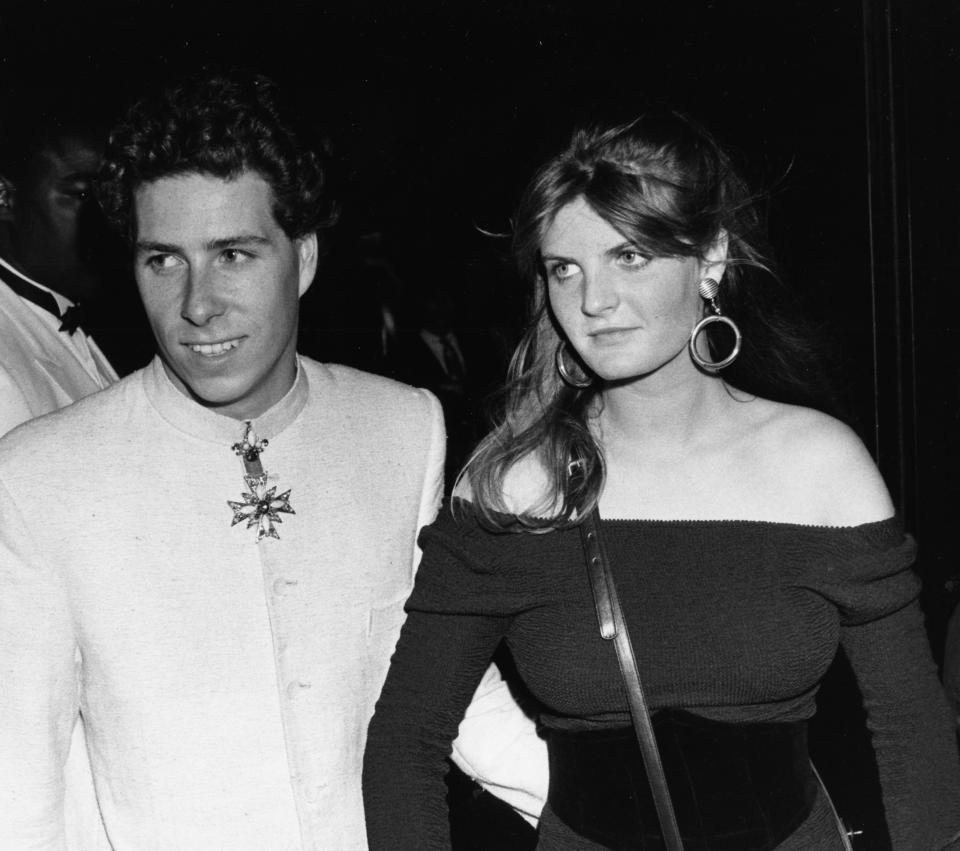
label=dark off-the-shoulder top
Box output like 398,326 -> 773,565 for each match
363,501 -> 960,850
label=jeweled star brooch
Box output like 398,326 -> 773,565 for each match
227,422 -> 295,541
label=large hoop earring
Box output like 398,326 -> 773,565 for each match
555,341 -> 593,388
689,278 -> 742,372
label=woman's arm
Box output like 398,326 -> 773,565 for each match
790,410 -> 960,846
363,606 -> 510,850
842,602 -> 960,849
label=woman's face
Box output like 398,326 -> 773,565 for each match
542,196 -> 724,384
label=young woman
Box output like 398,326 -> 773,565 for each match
363,109 -> 960,849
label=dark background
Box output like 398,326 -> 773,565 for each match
2,1 -> 957,847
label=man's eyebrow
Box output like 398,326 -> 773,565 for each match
205,235 -> 270,251
135,240 -> 180,255
134,235 -> 271,254
59,173 -> 95,184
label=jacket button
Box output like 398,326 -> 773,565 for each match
286,680 -> 312,699
273,577 -> 298,595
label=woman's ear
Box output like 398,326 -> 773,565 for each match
701,229 -> 729,281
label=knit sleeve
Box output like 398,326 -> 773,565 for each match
403,500 -> 535,617
808,518 -> 920,626
818,520 -> 960,849
362,504 -> 518,850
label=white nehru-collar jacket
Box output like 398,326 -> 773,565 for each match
0,356 -> 451,848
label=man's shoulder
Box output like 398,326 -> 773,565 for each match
0,369 -> 145,463
301,357 -> 441,424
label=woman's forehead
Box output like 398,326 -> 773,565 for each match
540,198 -> 633,255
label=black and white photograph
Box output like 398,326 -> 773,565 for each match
0,1 -> 958,848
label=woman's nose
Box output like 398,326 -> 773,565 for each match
581,269 -> 619,315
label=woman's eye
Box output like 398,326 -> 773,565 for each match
619,249 -> 648,267
549,261 -> 580,281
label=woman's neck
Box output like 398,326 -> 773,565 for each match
596,367 -> 736,454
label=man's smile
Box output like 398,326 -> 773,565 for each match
186,337 -> 244,357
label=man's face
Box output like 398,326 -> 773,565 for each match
134,171 -> 317,421
8,134 -> 103,300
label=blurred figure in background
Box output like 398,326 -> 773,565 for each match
0,90 -> 121,848
390,281 -> 479,485
299,229 -> 401,376
0,95 -> 118,433
386,235 -> 513,487
944,602 -> 960,726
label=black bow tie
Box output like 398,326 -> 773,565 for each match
0,262 -> 84,335
58,303 -> 85,335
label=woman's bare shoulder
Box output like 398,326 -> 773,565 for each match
748,401 -> 894,526
451,473 -> 475,502
453,454 -> 554,516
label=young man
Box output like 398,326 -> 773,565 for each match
0,72 -> 544,848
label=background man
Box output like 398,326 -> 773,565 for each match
0,94 -> 123,849
0,95 -> 118,434
0,72 -> 544,848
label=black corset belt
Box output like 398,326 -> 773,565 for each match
546,709 -> 817,851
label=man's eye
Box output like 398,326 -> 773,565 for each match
146,254 -> 179,272
58,179 -> 92,203
221,248 -> 250,264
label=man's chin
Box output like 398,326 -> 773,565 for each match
161,360 -> 246,411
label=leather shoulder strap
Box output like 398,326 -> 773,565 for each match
579,509 -> 684,851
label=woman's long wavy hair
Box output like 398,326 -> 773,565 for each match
461,108 -> 836,532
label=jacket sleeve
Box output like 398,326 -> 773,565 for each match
0,476 -> 78,848
411,388 -> 445,574
0,364 -> 37,437
450,662 -> 548,825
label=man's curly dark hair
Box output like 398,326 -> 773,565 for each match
97,71 -> 338,243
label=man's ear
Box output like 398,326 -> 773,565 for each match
296,232 -> 318,297
701,229 -> 729,282
0,174 -> 16,223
